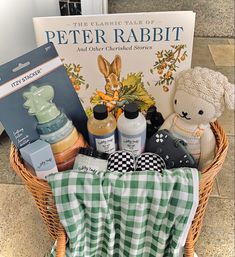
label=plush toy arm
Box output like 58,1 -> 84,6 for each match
159,113 -> 176,130
199,126 -> 216,170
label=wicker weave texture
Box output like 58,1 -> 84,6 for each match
10,122 -> 228,257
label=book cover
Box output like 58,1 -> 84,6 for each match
33,11 -> 195,118
0,43 -> 88,148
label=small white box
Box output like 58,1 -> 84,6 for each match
20,140 -> 58,179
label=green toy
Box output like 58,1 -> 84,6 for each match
23,85 -> 60,124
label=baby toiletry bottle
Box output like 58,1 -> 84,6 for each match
87,104 -> 117,154
73,147 -> 109,173
117,103 -> 146,156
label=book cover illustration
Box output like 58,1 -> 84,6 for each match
34,11 -> 195,118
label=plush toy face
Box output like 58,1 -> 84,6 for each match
173,90 -> 216,125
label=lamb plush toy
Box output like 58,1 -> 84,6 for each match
160,67 -> 234,170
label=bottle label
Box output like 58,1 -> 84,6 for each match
74,155 -> 108,173
119,131 -> 146,156
89,131 -> 116,154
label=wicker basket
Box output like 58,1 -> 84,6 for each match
10,121 -> 228,257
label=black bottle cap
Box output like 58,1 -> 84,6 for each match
148,106 -> 157,114
124,103 -> 139,119
93,104 -> 108,120
78,147 -> 93,156
94,151 -> 109,160
146,106 -> 157,120
78,147 -> 109,160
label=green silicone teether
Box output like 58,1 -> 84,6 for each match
23,85 -> 60,124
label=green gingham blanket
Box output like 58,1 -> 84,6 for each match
48,168 -> 199,257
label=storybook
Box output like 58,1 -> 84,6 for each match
34,11 -> 195,118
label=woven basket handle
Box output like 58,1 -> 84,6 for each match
56,230 -> 67,257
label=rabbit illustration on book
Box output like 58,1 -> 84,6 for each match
96,55 -> 127,117
90,54 -> 156,119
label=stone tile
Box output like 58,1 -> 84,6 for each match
216,173 -> 234,200
0,184 -> 53,257
192,38 -> 227,69
193,37 -> 229,46
214,66 -> 235,84
195,226 -> 234,257
192,0 -> 234,38
203,198 -> 234,228
0,133 -> 23,185
192,37 -> 232,69
219,136 -> 234,177
211,136 -> 234,199
228,39 -> 235,45
108,0 -> 186,13
210,178 -> 220,197
209,45 -> 235,66
108,0 -> 235,37
216,136 -> 234,199
195,132 -> 234,255
192,45 -> 215,69
195,197 -> 234,257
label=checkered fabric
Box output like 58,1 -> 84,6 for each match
107,151 -> 135,172
48,168 -> 199,257
135,153 -> 166,172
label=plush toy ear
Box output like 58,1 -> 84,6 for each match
224,82 -> 235,110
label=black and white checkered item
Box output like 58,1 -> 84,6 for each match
135,152 -> 166,172
107,151 -> 135,173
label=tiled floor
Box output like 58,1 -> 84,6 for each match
108,0 -> 235,38
208,45 -> 234,67
0,37 -> 234,257
0,184 -> 53,257
195,136 -> 234,257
